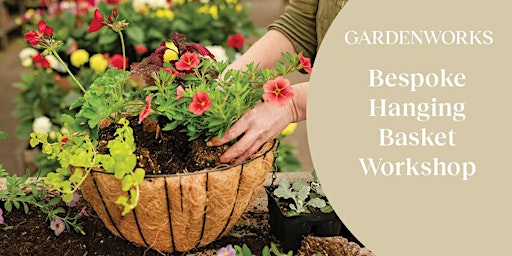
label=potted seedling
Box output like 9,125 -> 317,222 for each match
265,179 -> 363,252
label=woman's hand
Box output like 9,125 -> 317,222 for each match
208,82 -> 308,163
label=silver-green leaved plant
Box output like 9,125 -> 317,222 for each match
273,179 -> 334,217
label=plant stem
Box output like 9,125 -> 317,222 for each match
118,31 -> 126,71
51,50 -> 86,94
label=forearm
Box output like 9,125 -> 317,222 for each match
289,81 -> 308,123
227,30 -> 296,71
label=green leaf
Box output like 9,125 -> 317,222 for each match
125,26 -> 145,44
307,197 -> 327,209
0,131 -> 7,139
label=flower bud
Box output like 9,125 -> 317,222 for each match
112,8 -> 118,19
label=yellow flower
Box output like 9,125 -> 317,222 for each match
70,49 -> 89,67
281,123 -> 298,136
197,5 -> 209,14
174,0 -> 184,5
226,0 -> 238,4
136,4 -> 149,14
155,9 -> 174,20
89,53 -> 108,74
164,42 -> 179,62
235,3 -> 243,12
209,5 -> 218,20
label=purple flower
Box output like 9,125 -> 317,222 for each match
50,216 -> 65,236
65,191 -> 81,207
79,206 -> 91,217
0,208 -> 4,225
217,244 -> 236,256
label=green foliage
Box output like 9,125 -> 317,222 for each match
0,168 -> 84,235
273,179 -> 334,217
233,243 -> 293,256
0,132 -> 7,140
30,118 -> 144,216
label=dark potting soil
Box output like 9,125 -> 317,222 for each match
0,200 -> 277,256
97,116 -> 230,175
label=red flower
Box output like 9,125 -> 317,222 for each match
299,54 -> 312,74
60,137 -> 69,147
189,92 -> 211,115
24,20 -> 54,46
163,67 -> 185,77
109,54 -> 128,70
263,77 -> 294,107
175,86 -> 185,101
134,44 -> 148,54
138,96 -> 152,124
33,53 -> 50,68
175,52 -> 200,71
226,34 -> 245,49
88,9 -> 105,33
107,0 -> 120,5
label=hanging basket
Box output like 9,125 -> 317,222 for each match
80,140 -> 277,253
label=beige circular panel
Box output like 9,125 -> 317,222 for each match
308,0 -> 512,255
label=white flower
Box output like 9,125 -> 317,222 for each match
32,116 -> 52,134
132,0 -> 168,11
46,55 -> 67,73
18,48 -> 38,67
205,45 -> 228,62
199,0 -> 210,3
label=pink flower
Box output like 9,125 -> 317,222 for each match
109,54 -> 128,70
80,206 -> 91,217
175,52 -> 200,71
65,191 -> 81,207
50,216 -> 65,236
106,0 -> 120,5
163,67 -> 185,77
0,208 -> 4,225
226,34 -> 245,49
189,92 -> 211,115
299,54 -> 312,74
263,77 -> 294,106
24,20 -> 53,46
134,44 -> 148,54
138,96 -> 152,124
33,53 -> 50,68
175,86 -> 185,101
88,9 -> 105,33
217,244 -> 236,256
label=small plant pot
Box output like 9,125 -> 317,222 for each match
265,186 -> 364,252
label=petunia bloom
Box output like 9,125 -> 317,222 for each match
226,34 -> 245,49
88,9 -> 105,33
32,53 -> 51,69
263,76 -> 294,107
65,191 -> 81,207
163,67 -> 185,77
138,96 -> 152,124
189,92 -> 211,115
24,20 -> 54,46
175,52 -> 200,71
175,86 -> 185,101
50,216 -> 65,236
217,244 -> 236,256
299,54 -> 312,74
0,208 -> 4,225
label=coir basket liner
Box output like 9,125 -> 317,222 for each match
80,140 -> 277,253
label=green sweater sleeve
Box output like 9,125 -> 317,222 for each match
268,0 -> 319,62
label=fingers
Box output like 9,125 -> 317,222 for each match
219,130 -> 266,164
207,115 -> 249,147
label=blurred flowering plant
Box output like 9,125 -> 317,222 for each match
26,8 -> 311,215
